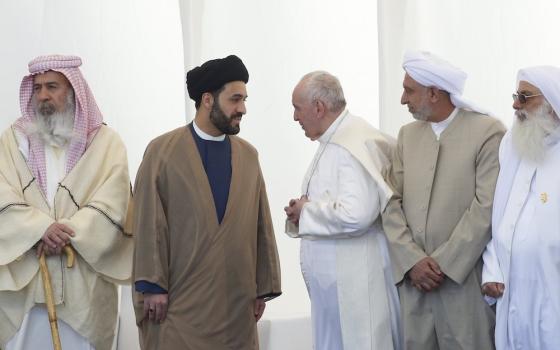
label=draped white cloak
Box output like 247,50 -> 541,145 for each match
482,131 -> 560,350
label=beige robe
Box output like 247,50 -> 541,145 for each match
382,110 -> 505,349
0,125 -> 133,350
132,126 -> 281,350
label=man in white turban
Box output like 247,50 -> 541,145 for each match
482,66 -> 560,350
0,55 -> 133,350
382,51 -> 505,349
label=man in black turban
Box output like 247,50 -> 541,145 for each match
131,55 -> 282,350
186,54 -> 249,135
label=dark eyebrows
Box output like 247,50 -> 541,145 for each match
231,93 -> 248,100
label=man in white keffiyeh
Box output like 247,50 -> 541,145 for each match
0,55 -> 133,350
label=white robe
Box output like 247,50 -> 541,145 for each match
286,111 -> 402,350
482,131 -> 560,350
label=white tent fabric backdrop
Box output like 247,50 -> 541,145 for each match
1,0 -> 560,349
378,0 -> 560,136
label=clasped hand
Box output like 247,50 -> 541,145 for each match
36,222 -> 75,257
284,195 -> 309,225
408,257 -> 444,292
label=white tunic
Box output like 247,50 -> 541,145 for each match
483,131 -> 560,350
287,111 -> 401,350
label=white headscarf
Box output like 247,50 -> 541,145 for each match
517,66 -> 560,117
403,51 -> 487,114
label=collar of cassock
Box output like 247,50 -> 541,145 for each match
318,109 -> 348,144
192,119 -> 226,141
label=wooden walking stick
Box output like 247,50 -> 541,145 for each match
38,245 -> 76,350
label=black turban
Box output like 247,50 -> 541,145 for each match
186,55 -> 249,103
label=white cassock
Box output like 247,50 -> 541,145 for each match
287,111 -> 402,350
6,135 -> 95,350
483,131 -> 560,350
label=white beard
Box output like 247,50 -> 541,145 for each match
511,101 -> 560,163
27,92 -> 75,148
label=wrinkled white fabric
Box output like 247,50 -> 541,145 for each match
482,131 -> 560,350
6,307 -> 94,350
286,111 -> 401,350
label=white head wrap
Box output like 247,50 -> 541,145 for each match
403,51 -> 487,114
517,66 -> 560,117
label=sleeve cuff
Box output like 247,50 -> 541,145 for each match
257,292 -> 282,302
135,280 -> 167,294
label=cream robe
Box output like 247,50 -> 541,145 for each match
0,125 -> 133,350
382,109 -> 505,350
483,132 -> 560,350
6,138 -> 96,350
286,111 -> 401,350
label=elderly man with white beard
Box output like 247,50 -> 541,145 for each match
482,66 -> 560,350
0,55 -> 132,350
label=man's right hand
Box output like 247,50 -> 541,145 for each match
408,257 -> 444,292
482,282 -> 505,298
143,293 -> 169,323
41,222 -> 74,249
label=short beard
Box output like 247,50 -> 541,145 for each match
209,99 -> 241,135
412,105 -> 432,121
28,91 -> 76,147
411,93 -> 431,121
511,100 -> 560,163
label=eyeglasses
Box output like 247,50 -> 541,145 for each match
512,92 -> 542,104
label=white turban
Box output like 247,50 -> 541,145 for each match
403,51 -> 487,114
517,66 -> 560,117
